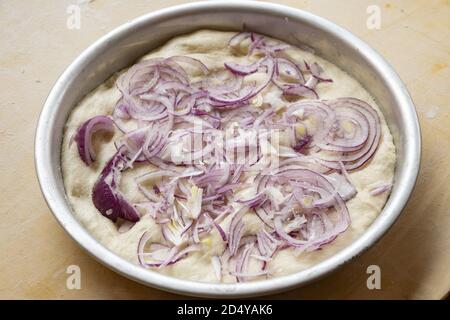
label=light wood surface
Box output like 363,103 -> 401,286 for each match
0,0 -> 448,300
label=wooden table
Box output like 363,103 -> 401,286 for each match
0,0 -> 448,299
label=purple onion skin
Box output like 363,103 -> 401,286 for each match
92,150 -> 140,223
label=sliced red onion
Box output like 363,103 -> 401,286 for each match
314,98 -> 381,171
224,60 -> 260,76
325,172 -> 357,201
211,256 -> 222,281
273,216 -> 307,247
248,34 -> 265,55
165,56 -> 209,75
137,236 -> 170,268
74,32 -> 389,281
161,217 -> 191,246
234,242 -> 255,282
256,229 -> 279,258
228,208 -> 247,256
283,83 -> 319,99
307,61 -> 333,83
92,148 -> 140,222
75,115 -> 114,166
138,233 -> 200,268
209,58 -> 274,108
208,83 -> 257,105
250,254 -> 272,262
237,192 -> 267,209
252,164 -> 351,249
228,32 -> 251,48
370,183 -> 392,196
205,213 -> 227,242
273,57 -> 305,86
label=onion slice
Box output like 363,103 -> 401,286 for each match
92,148 -> 140,222
75,115 -> 114,166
